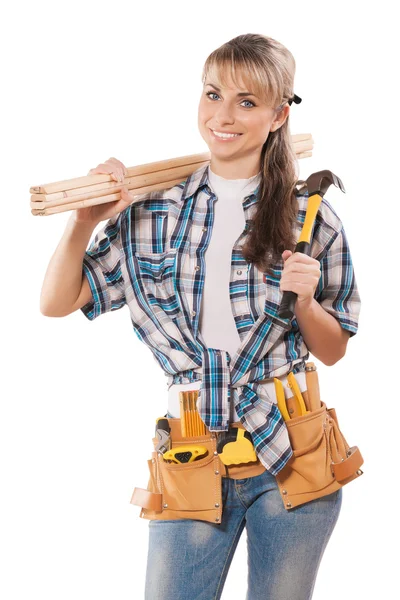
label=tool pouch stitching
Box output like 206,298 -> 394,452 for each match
151,429 -> 222,516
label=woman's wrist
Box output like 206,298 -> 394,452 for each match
67,212 -> 99,233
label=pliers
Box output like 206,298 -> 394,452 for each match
274,372 -> 309,421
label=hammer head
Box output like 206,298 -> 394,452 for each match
305,170 -> 346,197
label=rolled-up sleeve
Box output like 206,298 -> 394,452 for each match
314,225 -> 361,337
80,211 -> 126,321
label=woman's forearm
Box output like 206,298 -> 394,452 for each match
40,214 -> 98,316
294,298 -> 349,366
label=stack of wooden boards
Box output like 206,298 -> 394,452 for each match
29,134 -> 313,216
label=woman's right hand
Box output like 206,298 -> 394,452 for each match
72,157 -> 134,224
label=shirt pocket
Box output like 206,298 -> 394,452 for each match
134,248 -> 180,317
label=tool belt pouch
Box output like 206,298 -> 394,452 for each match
130,418 -> 224,524
275,399 -> 364,510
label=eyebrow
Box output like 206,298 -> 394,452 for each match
205,83 -> 257,97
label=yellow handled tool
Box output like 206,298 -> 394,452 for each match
274,374 -> 310,421
287,372 -> 309,417
277,170 -> 346,320
274,378 -> 291,421
162,445 -> 209,464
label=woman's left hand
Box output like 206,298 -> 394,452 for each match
280,250 -> 321,308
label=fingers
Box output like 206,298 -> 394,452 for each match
120,186 -> 134,204
285,252 -> 319,265
89,165 -> 124,182
107,158 -> 128,178
87,157 -> 128,182
108,157 -> 127,171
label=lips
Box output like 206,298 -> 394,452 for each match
209,128 -> 243,141
210,128 -> 242,135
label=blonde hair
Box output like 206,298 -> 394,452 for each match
202,33 -> 300,273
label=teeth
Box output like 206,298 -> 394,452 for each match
212,130 -> 241,138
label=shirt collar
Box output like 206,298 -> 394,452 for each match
181,163 -> 260,210
137,162 -> 260,218
138,161 -> 306,220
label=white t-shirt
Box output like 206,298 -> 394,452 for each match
167,166 -> 307,421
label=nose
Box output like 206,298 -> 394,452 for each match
213,104 -> 235,128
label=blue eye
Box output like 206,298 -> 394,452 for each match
205,91 -> 255,108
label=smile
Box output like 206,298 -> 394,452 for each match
210,128 -> 243,141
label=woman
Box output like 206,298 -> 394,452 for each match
40,34 -> 361,600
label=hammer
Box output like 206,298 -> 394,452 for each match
277,170 -> 346,320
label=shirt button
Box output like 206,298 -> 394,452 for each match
191,310 -> 196,317
236,269 -> 242,275
194,265 -> 200,271
202,226 -> 207,232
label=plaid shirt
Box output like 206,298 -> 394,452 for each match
80,163 -> 361,475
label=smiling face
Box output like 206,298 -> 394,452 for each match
198,68 -> 290,179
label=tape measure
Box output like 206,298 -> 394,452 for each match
216,428 -> 258,466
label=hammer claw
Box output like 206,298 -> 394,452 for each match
306,169 -> 346,196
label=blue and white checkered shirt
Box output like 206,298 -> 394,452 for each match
80,163 -> 361,475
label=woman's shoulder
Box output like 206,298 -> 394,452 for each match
296,190 -> 343,234
119,181 -> 187,224
121,162 -> 208,223
296,190 -> 344,260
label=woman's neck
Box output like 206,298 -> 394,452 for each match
209,166 -> 260,182
209,156 -> 261,179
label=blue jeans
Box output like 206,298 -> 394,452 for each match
144,467 -> 343,599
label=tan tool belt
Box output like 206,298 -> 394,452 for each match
130,363 -> 364,523
130,418 -> 264,525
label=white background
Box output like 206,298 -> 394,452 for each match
1,0 -> 398,598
